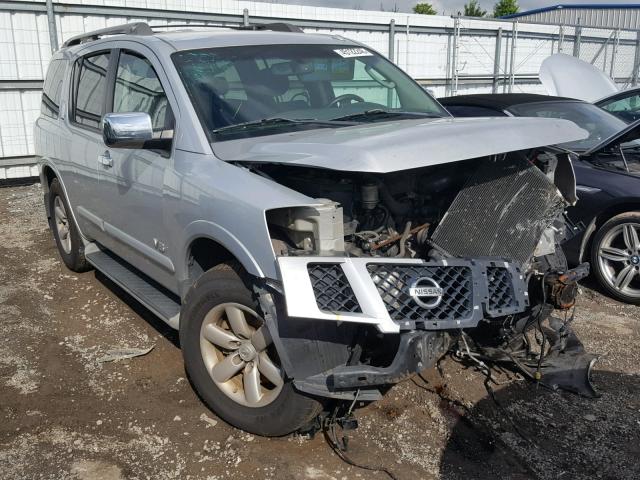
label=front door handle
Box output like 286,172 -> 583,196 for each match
98,151 -> 113,168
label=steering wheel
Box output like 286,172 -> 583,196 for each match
290,91 -> 310,105
327,93 -> 365,108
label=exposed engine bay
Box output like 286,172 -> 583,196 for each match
262,150 -> 574,267
249,149 -> 596,410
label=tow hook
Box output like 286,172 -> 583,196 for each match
545,263 -> 590,309
299,394 -> 360,446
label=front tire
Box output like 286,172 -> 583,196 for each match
48,178 -> 90,272
591,212 -> 640,304
179,265 -> 322,436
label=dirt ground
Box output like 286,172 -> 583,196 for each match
1,182 -> 639,480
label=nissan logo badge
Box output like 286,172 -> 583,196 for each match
409,277 -> 444,309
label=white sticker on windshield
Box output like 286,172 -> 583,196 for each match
333,48 -> 373,58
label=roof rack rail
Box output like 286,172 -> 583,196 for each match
62,22 -> 153,48
147,22 -> 304,33
61,21 -> 303,48
235,22 -> 304,33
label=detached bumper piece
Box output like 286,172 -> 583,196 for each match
538,316 -> 599,397
278,256 -> 530,333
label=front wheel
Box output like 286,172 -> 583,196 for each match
179,265 -> 322,436
591,212 -> 640,304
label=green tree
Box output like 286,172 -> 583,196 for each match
413,3 -> 437,15
464,0 -> 487,17
493,0 -> 519,17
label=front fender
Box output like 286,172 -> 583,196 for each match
577,197 -> 640,263
179,220 -> 267,283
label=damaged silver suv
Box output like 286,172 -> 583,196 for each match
35,22 -> 590,436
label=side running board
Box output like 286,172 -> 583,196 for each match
85,244 -> 181,329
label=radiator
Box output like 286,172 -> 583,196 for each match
431,155 -> 564,264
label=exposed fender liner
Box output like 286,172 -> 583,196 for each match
180,220 -> 266,281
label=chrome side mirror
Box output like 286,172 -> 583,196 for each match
102,112 -> 153,149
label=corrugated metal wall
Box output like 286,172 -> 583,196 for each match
512,7 -> 640,30
0,1 -> 636,178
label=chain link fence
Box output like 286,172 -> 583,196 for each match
2,1 -> 640,178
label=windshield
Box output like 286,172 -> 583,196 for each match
172,44 -> 448,140
508,101 -> 628,151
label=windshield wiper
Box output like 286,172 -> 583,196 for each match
330,109 -> 441,122
212,117 -> 349,135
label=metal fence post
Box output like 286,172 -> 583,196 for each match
493,28 -> 502,94
509,21 -> 518,93
405,16 -> 410,71
445,31 -> 452,96
242,8 -> 249,27
451,15 -> 460,96
610,29 -> 619,79
633,31 -> 640,87
387,19 -> 396,106
388,19 -> 396,63
558,24 -> 564,52
46,0 -> 58,52
573,24 -> 582,58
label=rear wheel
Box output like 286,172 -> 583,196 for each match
180,265 -> 322,436
48,178 -> 90,272
591,212 -> 640,304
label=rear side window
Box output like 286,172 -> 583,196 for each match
41,59 -> 67,118
73,52 -> 110,129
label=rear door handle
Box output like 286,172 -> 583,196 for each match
98,151 -> 113,168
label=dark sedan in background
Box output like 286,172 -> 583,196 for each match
596,87 -> 640,124
439,93 -> 640,304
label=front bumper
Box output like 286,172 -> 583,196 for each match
278,256 -> 530,333
294,330 -> 448,399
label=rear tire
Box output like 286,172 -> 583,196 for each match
180,265 -> 322,436
48,178 -> 91,272
590,212 -> 640,304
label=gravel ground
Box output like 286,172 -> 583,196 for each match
0,183 -> 638,480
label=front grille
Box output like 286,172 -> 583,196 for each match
486,266 -> 517,315
307,263 -> 361,313
367,264 -> 473,322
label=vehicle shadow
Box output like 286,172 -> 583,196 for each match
94,271 -> 180,349
437,368 -> 640,480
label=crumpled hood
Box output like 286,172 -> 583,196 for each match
540,53 -> 618,102
214,116 -> 588,173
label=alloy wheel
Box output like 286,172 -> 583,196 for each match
597,222 -> 640,298
199,303 -> 284,408
53,196 -> 72,254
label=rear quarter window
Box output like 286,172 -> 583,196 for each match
41,59 -> 67,119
